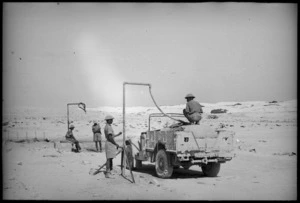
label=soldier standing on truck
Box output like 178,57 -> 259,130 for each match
65,124 -> 81,152
92,120 -> 102,152
183,93 -> 203,125
104,115 -> 122,178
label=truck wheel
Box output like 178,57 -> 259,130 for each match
155,149 -> 173,178
201,163 -> 221,177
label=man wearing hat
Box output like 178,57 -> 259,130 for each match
104,115 -> 122,178
65,124 -> 81,152
183,93 -> 203,125
92,120 -> 102,152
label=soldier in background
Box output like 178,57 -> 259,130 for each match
92,120 -> 102,152
65,124 -> 81,152
183,93 -> 203,125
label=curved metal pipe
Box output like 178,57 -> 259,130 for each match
67,102 -> 86,130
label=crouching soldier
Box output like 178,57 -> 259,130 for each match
183,93 -> 203,125
65,124 -> 81,153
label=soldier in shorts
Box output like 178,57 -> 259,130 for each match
92,120 -> 102,152
104,115 -> 122,178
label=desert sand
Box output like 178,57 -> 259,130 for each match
2,99 -> 297,200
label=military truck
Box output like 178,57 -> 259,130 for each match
134,113 -> 235,178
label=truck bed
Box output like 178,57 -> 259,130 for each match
145,124 -> 235,157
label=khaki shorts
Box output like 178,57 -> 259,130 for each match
105,141 -> 117,159
93,133 -> 102,142
185,112 -> 202,123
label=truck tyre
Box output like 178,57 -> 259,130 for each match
201,163 -> 221,177
155,149 -> 173,178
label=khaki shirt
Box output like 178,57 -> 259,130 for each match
65,129 -> 74,139
92,124 -> 101,134
185,100 -> 203,114
104,124 -> 114,140
104,124 -> 117,159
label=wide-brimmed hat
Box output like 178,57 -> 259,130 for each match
69,124 -> 75,129
105,115 -> 114,120
185,93 -> 195,99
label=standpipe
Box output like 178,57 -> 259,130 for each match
122,82 -> 151,175
122,82 -> 187,175
67,102 -> 86,130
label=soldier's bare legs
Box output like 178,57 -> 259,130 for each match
95,142 -> 102,152
75,140 -> 81,152
99,141 -> 102,152
105,158 -> 113,178
95,142 -> 98,151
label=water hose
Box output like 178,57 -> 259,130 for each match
148,85 -> 189,125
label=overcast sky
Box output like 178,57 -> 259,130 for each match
3,2 -> 297,108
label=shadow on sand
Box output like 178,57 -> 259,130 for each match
120,163 -> 208,179
85,148 -> 99,152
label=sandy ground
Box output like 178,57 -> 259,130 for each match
2,100 -> 297,200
